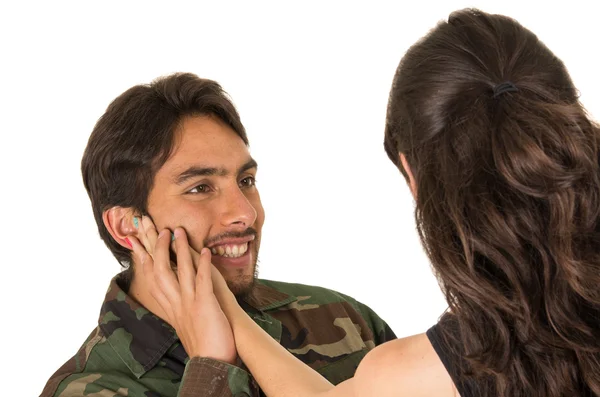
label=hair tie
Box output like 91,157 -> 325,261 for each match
493,81 -> 518,98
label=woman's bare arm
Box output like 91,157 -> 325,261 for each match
215,268 -> 455,397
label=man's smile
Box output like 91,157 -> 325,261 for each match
206,234 -> 255,257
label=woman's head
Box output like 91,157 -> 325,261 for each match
385,9 -> 600,396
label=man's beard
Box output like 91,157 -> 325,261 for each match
202,227 -> 261,298
226,258 -> 259,298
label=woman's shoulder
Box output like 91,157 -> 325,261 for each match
352,332 -> 458,397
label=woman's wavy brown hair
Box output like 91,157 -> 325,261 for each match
384,9 -> 600,396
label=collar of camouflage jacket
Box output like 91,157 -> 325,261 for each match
97,272 -> 298,377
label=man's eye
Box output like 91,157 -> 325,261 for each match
240,176 -> 256,188
188,184 -> 211,194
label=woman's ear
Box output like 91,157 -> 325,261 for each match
399,153 -> 417,198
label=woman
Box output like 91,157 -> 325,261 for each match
134,8 -> 600,397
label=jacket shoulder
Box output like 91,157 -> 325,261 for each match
40,327 -> 105,397
258,279 -> 355,305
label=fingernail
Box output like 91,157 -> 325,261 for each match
133,217 -> 139,229
125,238 -> 132,248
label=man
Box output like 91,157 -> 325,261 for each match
41,73 -> 396,397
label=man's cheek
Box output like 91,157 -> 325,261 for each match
175,218 -> 211,249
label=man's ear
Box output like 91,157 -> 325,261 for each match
103,206 -> 139,249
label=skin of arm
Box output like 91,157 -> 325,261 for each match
213,266 -> 457,397
218,290 -> 341,397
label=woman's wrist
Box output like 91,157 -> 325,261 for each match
226,299 -> 246,327
218,290 -> 243,323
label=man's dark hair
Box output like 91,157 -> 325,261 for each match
81,72 -> 248,268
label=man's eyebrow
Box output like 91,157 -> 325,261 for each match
238,158 -> 258,175
173,158 -> 257,186
173,166 -> 228,185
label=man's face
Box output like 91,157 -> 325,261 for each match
147,115 -> 264,295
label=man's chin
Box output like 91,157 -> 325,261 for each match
217,251 -> 259,298
226,275 -> 256,298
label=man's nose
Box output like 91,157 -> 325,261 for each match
219,187 -> 257,229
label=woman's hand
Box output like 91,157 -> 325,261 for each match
129,216 -> 236,364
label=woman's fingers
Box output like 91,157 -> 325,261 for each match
196,247 -> 214,294
173,228 -> 196,300
139,216 -> 159,257
128,235 -> 174,322
152,229 -> 182,308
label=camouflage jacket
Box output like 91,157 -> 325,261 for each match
41,273 -> 396,397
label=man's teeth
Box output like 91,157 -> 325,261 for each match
210,243 -> 249,258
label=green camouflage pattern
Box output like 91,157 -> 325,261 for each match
41,273 -> 396,397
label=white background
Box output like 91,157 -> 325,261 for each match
1,1 -> 598,396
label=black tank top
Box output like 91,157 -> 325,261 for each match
427,315 -> 599,396
426,316 -> 482,397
